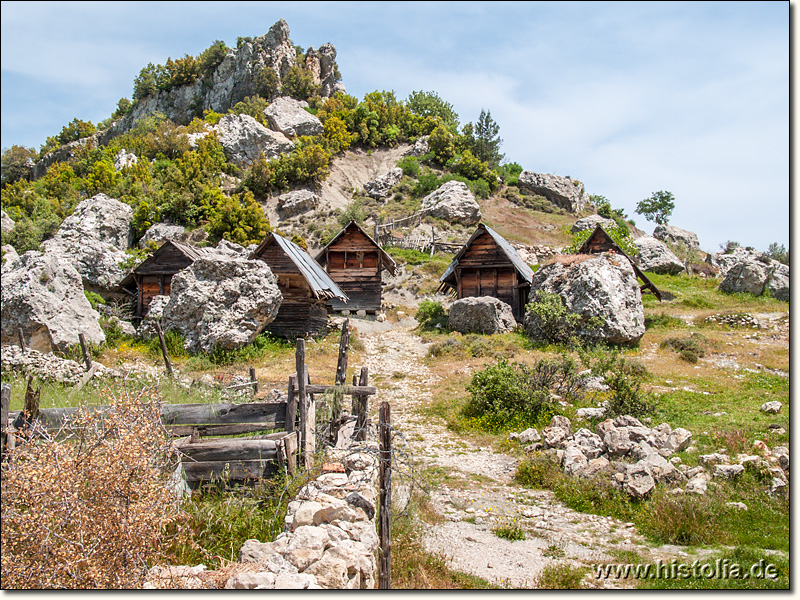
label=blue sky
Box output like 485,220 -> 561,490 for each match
1,1 -> 789,253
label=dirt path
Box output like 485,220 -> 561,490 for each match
353,320 -> 692,589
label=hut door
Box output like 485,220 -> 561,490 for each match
479,268 -> 498,297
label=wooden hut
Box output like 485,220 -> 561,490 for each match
437,223 -> 534,321
576,225 -> 662,301
117,240 -> 208,320
253,232 -> 347,337
315,221 -> 397,313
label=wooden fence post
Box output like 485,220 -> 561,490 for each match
249,367 -> 258,396
155,322 -> 174,378
378,401 -> 391,589
296,338 -> 314,470
332,319 -> 350,430
1,383 -> 10,459
17,328 -> 27,353
286,374 -> 297,433
353,367 -> 369,442
78,333 -> 92,371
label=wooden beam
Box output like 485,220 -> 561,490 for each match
378,402 -> 392,589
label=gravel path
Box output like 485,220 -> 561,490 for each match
353,320 -> 691,589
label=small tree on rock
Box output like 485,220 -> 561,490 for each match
635,190 -> 675,225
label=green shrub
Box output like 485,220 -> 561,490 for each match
644,312 -> 684,330
492,525 -> 526,541
397,156 -> 420,177
461,358 -> 579,432
84,291 -> 106,310
416,300 -> 448,331
524,290 -> 602,346
660,334 -> 708,363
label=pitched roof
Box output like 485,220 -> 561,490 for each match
254,232 -> 348,301
577,225 -> 662,301
116,239 -> 210,291
439,223 -> 534,287
314,220 -> 397,275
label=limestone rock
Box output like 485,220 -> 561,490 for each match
138,223 -> 186,249
363,168 -> 403,200
137,294 -> 171,339
604,427 -> 634,457
420,181 -> 481,226
699,453 -> 730,467
114,148 -> 138,171
685,473 -> 709,495
41,193 -> 133,291
573,428 -> 604,459
652,224 -> 700,252
719,256 -> 770,296
764,262 -> 789,302
713,464 -> 745,479
283,526 -> 329,571
562,444 -> 589,475
303,554 -> 350,589
576,407 -> 606,419
264,96 -> 323,138
1,251 -> 105,352
571,214 -> 616,234
632,236 -> 685,275
408,135 -> 430,157
510,428 -> 541,444
663,428 -> 692,453
161,254 -> 282,353
624,460 -> 656,498
517,171 -> 589,213
214,113 -> 294,168
277,190 -> 320,216
1,209 -> 15,234
527,253 -> 645,344
2,244 -> 20,272
760,401 -> 782,414
448,296 -> 516,334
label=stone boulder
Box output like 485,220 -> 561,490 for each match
718,255 -> 771,296
570,214 -> 616,234
765,262 -> 789,302
138,223 -> 187,249
632,236 -> 685,275
277,190 -> 320,217
1,251 -> 105,352
40,193 -> 133,291
408,135 -> 430,157
161,254 -> 282,353
527,253 -> 645,344
363,168 -> 403,200
137,295 -> 171,339
652,224 -> 699,253
420,181 -> 481,226
623,460 -> 656,498
1,209 -> 14,234
2,244 -> 20,272
517,171 -> 589,213
114,148 -> 138,171
448,296 -> 516,334
264,96 -> 324,138
214,113 -> 294,168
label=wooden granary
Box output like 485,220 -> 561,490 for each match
577,225 -> 662,301
118,240 -> 208,320
252,232 -> 347,338
438,223 -> 534,321
314,221 -> 397,313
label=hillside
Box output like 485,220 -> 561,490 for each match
0,18 -> 790,592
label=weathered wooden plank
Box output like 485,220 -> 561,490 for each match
176,438 -> 278,462
295,384 -> 378,396
378,402 -> 392,589
182,459 -> 279,485
166,422 -> 282,437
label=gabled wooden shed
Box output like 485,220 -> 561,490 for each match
253,232 -> 348,338
577,225 -> 662,301
438,223 -> 534,321
118,240 -> 209,320
315,221 -> 397,313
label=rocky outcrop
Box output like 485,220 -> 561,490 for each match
138,223 -> 187,249
2,245 -> 20,272
1,210 -> 14,234
420,180 -> 481,226
527,253 -> 645,344
714,247 -> 788,301
0,251 -> 105,352
0,345 -> 112,385
408,135 -> 430,157
448,297 -> 516,334
277,190 -> 320,217
517,172 -> 589,213
652,224 -> 699,253
363,168 -> 403,200
764,262 -> 789,302
570,214 -> 616,234
264,97 -> 323,138
632,235 -> 685,275
114,148 -> 138,171
40,193 -> 133,292
214,113 -> 294,169
101,20 -> 337,139
161,253 -> 282,353
137,295 -> 171,339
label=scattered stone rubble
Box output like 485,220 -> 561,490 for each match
511,414 -> 789,500
143,444 -> 381,589
0,344 -> 113,385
